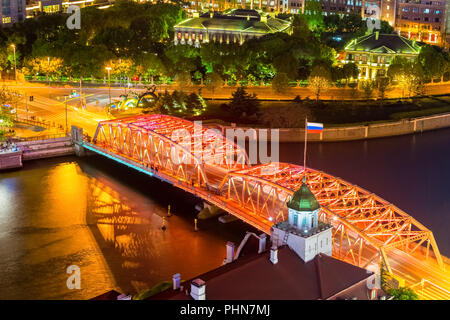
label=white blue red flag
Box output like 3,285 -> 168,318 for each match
306,122 -> 323,133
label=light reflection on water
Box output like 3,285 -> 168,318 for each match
0,156 -> 253,299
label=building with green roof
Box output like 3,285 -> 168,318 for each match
287,182 -> 321,213
339,32 -> 422,79
174,9 -> 292,47
271,179 -> 333,263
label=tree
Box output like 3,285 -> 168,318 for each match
272,72 -> 290,93
185,92 -> 206,116
104,58 -> 135,81
22,57 -> 63,79
388,57 -> 425,97
156,90 -> 206,117
342,63 -> 359,84
0,86 -> 20,140
308,64 -> 331,101
379,20 -> 395,34
222,87 -> 260,119
135,53 -> 166,84
157,90 -> 176,115
361,80 -> 376,99
0,113 -> 13,141
273,52 -> 298,79
341,14 -> 364,33
164,44 -> 200,80
387,287 -> 419,300
304,0 -> 325,32
376,76 -> 391,101
418,45 -> 448,80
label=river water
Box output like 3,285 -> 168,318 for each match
0,128 -> 449,299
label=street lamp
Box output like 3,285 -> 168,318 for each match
106,67 -> 112,105
65,95 -> 68,135
47,57 -> 51,97
10,44 -> 16,83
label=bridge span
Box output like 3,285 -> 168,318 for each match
74,114 -> 449,299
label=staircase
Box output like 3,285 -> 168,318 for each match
17,136 -> 74,161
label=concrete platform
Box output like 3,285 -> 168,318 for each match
0,150 -> 23,170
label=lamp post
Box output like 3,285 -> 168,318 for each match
79,77 -> 83,109
47,57 -> 51,98
65,95 -> 68,134
106,67 -> 112,105
10,44 -> 16,83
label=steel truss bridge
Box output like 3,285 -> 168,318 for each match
79,114 -> 448,298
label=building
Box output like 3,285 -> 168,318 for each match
0,0 -> 26,26
185,1 -> 448,46
25,0 -> 100,18
395,0 -> 446,45
148,181 -> 384,300
339,31 -> 421,79
444,0 -> 450,48
173,9 -> 292,46
271,178 -> 333,262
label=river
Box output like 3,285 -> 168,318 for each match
0,128 -> 449,299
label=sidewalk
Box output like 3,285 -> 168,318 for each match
14,79 -> 450,101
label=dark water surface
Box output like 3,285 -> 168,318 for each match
280,128 -> 450,258
0,127 -> 449,299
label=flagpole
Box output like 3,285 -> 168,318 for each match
304,117 -> 307,173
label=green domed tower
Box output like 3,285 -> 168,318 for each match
286,180 -> 320,230
271,177 -> 332,263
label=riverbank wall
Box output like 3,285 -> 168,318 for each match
0,150 -> 23,170
16,136 -> 75,160
216,112 -> 450,142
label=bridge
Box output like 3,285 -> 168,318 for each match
75,114 -> 449,299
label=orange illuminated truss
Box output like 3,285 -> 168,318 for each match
93,114 -> 248,186
91,115 -> 444,273
219,163 -> 444,272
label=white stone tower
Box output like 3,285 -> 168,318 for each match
271,177 -> 332,262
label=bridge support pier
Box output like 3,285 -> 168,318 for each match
74,144 -> 87,157
71,126 -> 94,157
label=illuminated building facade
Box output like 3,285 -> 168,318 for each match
25,0 -> 97,17
0,0 -> 26,26
395,0 -> 446,45
174,9 -> 292,46
183,0 -> 447,46
339,31 -> 421,79
446,0 -> 450,48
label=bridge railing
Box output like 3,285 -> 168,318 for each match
14,133 -> 69,142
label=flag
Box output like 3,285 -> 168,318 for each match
306,122 -> 323,133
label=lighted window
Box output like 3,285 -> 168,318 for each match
43,5 -> 60,13
2,16 -> 11,24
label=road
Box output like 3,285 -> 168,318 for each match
7,84 -> 131,137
